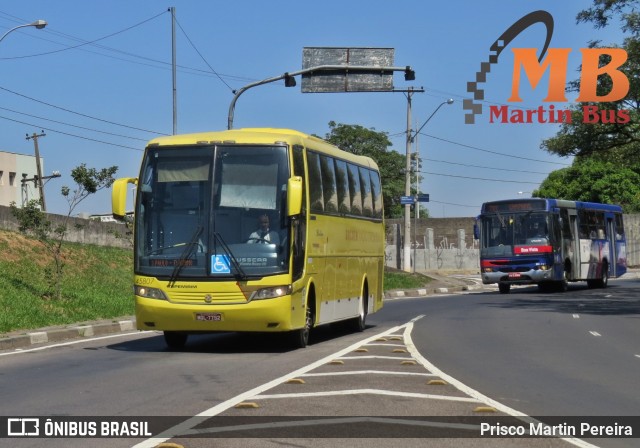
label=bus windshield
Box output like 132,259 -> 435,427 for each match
134,144 -> 290,279
480,211 -> 550,256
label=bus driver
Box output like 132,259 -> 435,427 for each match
247,214 -> 280,245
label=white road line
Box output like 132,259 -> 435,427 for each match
589,331 -> 602,337
337,355 -> 414,360
403,322 -> 599,448
253,388 -> 480,402
131,322 -> 416,448
364,343 -> 406,347
573,314 -> 580,319
301,370 -> 436,378
179,416 -> 479,437
0,331 -> 153,357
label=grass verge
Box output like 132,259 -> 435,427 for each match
1,228 -> 434,334
383,267 -> 434,291
0,229 -> 133,335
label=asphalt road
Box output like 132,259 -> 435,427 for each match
1,276 -> 639,448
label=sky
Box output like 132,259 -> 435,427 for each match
0,0 -> 627,218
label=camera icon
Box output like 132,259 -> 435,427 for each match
7,418 -> 40,436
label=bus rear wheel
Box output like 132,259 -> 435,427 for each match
587,262 -> 609,288
348,290 -> 368,332
164,331 -> 188,350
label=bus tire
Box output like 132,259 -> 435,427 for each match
349,286 -> 368,332
164,331 -> 188,350
290,295 -> 314,349
596,262 -> 609,288
498,283 -> 511,294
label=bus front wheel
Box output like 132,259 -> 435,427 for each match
290,300 -> 314,349
498,283 -> 511,294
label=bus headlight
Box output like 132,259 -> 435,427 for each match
250,285 -> 292,301
134,285 -> 168,300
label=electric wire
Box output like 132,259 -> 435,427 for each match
0,114 -> 142,151
0,106 -> 148,141
0,10 -> 167,60
173,15 -> 235,92
0,85 -> 168,135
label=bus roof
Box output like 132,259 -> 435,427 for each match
480,198 -> 623,214
145,127 -> 379,171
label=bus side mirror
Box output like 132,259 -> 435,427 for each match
287,176 -> 303,216
473,223 -> 480,240
112,177 -> 138,220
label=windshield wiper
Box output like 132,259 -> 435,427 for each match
213,231 -> 247,280
168,226 -> 203,287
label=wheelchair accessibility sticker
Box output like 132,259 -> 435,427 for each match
211,255 -> 231,274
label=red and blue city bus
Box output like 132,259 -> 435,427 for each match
476,198 -> 626,293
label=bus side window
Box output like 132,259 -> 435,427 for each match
359,166 -> 373,217
334,159 -> 351,214
370,170 -> 383,219
347,163 -> 362,216
307,151 -> 324,213
320,155 -> 338,213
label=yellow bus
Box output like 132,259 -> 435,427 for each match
112,128 -> 385,349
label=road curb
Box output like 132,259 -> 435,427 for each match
0,319 -> 136,351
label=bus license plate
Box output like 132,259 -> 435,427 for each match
508,272 -> 522,278
196,313 -> 222,322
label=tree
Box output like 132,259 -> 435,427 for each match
536,1 -> 640,209
11,164 -> 118,299
322,121 -> 422,218
533,158 -> 640,211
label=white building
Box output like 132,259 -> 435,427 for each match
0,150 -> 42,208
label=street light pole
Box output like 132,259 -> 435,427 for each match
0,20 -> 47,44
406,98 -> 454,272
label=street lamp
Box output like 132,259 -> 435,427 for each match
0,20 -> 47,44
403,98 -> 454,272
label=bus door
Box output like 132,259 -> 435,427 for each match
560,208 -> 581,281
606,214 -> 617,277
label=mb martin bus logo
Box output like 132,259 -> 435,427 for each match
464,10 -> 630,125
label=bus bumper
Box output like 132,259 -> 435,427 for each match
135,295 -> 300,333
482,268 -> 556,285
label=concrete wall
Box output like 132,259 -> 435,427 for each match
0,205 -> 131,249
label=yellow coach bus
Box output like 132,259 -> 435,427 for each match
112,128 -> 385,349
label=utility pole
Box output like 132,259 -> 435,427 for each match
26,131 -> 47,211
395,87 -> 423,272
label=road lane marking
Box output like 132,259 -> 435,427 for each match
337,355 -> 414,360
252,388 -> 480,402
0,331 -> 153,357
132,321 -> 419,448
300,370 -> 436,377
403,322 -> 599,448
179,416 -> 480,437
589,331 -> 602,337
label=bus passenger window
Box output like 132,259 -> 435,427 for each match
347,163 -> 362,216
334,159 -> 351,214
307,152 -> 324,213
370,170 -> 383,219
359,166 -> 373,217
320,155 -> 338,213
